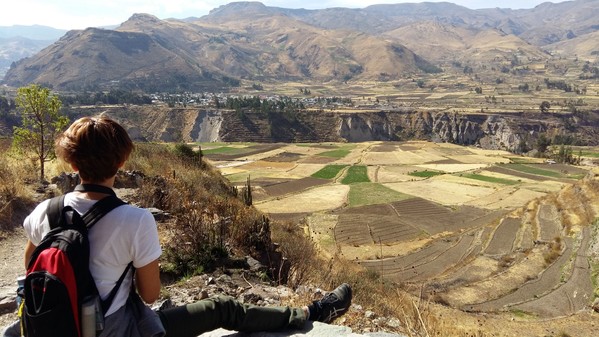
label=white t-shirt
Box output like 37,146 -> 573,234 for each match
23,193 -> 162,316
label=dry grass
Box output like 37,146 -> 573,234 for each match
543,237 -> 563,265
0,139 -> 38,232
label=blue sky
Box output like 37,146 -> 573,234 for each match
2,0 -> 558,30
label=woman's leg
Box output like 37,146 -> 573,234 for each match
157,295 -> 306,337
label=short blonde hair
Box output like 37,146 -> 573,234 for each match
55,117 -> 134,182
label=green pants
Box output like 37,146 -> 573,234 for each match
157,296 -> 307,337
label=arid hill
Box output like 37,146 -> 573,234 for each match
2,0 -> 598,91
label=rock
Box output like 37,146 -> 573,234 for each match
365,311 -> 376,319
198,321 -> 407,337
0,292 -> 15,314
593,298 -> 599,313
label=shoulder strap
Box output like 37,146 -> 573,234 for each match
81,196 -> 127,229
74,184 -> 117,196
46,195 -> 66,230
101,262 -> 134,313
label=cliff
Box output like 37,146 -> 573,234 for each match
209,109 -> 599,152
39,106 -> 599,152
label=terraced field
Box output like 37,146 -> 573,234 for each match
203,141 -> 599,320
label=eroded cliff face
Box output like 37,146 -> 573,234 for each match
55,106 -> 598,152
215,109 -> 596,152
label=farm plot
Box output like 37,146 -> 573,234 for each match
299,155 -> 338,164
512,228 -> 593,317
357,238 -> 456,278
415,163 -> 490,173
203,144 -> 282,161
537,203 -> 562,242
389,197 -> 498,235
359,233 -> 478,283
336,204 -> 421,246
261,177 -> 330,198
484,217 -> 521,256
446,245 -> 552,309
466,238 -> 575,313
486,166 -> 549,181
254,184 -> 349,214
370,143 -> 399,152
264,151 -> 304,162
373,165 -> 424,183
362,151 -> 407,165
448,154 -> 511,165
285,163 -> 327,177
384,178 -> 495,205
465,186 -> 547,210
533,163 -> 589,177
219,160 -> 298,182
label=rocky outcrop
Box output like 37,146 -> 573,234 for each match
214,109 -> 594,153
55,105 -> 599,153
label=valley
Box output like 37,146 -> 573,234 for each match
202,140 -> 599,334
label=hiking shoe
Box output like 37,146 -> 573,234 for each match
310,283 -> 352,323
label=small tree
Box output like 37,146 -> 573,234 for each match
540,101 -> 551,113
13,84 -> 69,181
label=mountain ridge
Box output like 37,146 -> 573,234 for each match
2,0 -> 598,91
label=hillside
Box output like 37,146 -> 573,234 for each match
2,0 -> 598,91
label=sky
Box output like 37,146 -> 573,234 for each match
1,0 -> 559,30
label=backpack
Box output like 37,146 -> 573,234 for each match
22,184 -> 131,337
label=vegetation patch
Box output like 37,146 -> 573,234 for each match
201,146 -> 244,155
317,145 -> 356,159
347,182 -> 411,207
462,173 -> 520,185
408,170 -> 445,178
505,164 -> 563,178
580,151 -> 599,158
509,157 -> 541,164
342,165 -> 370,184
311,164 -> 348,179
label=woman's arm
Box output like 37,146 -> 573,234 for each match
24,240 -> 36,270
135,259 -> 161,304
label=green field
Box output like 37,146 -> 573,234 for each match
311,165 -> 348,179
462,173 -> 520,185
408,170 -> 445,178
348,183 -> 412,207
506,164 -> 563,178
317,145 -> 356,159
341,165 -> 370,184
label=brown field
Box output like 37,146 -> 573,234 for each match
204,140 -> 599,323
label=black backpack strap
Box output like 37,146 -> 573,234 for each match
101,262 -> 134,313
46,195 -> 66,229
82,196 -> 127,229
75,183 -> 117,196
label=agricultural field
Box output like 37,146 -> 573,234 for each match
203,141 -> 599,320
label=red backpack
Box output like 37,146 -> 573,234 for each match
22,185 -> 131,337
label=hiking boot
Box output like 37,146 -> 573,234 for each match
309,283 -> 352,323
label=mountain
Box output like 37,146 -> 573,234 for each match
2,0 -> 598,91
0,25 -> 66,40
3,11 -> 436,90
0,25 -> 67,76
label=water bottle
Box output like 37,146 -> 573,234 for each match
81,297 -> 96,337
94,296 -> 105,334
16,276 -> 25,308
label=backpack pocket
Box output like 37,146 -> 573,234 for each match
24,271 -> 79,337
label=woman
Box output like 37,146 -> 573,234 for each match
6,116 -> 351,337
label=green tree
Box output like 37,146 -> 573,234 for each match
536,134 -> 551,154
13,84 -> 69,181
